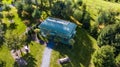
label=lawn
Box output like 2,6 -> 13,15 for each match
0,45 -> 14,67
25,0 -> 120,67
50,1 -> 120,67
50,27 -> 99,67
83,0 -> 120,28
28,41 -> 45,67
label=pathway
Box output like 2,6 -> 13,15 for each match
41,41 -> 54,67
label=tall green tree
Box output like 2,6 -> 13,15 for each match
32,9 -> 41,20
51,1 -> 73,20
15,1 -> 23,17
98,11 -> 117,25
24,0 -> 32,4
97,23 -> 120,54
93,45 -> 115,67
22,4 -> 34,19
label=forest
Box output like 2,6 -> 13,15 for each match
0,0 -> 120,67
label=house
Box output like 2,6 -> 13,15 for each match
38,17 -> 77,45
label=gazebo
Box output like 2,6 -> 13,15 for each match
38,17 -> 77,45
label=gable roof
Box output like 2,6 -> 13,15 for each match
39,17 -> 77,38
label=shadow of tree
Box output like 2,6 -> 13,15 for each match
52,28 -> 97,67
1,23 -> 7,33
22,53 -> 37,67
0,23 -> 7,48
9,23 -> 18,30
13,61 -> 19,67
0,60 -> 6,67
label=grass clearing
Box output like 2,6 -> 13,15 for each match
50,28 -> 99,67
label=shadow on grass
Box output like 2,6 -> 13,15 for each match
0,60 -> 6,67
13,61 -> 19,67
22,53 -> 37,67
13,53 -> 37,67
0,37 -> 5,48
1,23 -> 7,33
53,28 -> 97,67
0,23 -> 7,47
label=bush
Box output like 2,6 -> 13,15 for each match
93,45 -> 115,67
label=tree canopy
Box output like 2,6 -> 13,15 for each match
93,45 -> 115,67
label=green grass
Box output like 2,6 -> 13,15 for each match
0,45 -> 14,67
29,41 -> 45,67
83,0 -> 120,27
50,28 -> 99,67
85,0 -> 120,11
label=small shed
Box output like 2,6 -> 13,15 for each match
38,17 -> 77,44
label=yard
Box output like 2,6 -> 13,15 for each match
1,0 -> 119,67
0,4 -> 45,67
50,28 -> 99,67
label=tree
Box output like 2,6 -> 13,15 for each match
2,4 -> 11,12
98,10 -> 117,25
97,23 -> 120,55
15,1 -> 23,17
5,32 -> 26,52
73,9 -> 83,22
104,0 -> 120,3
15,2 -> 23,11
51,1 -> 73,20
32,9 -> 41,20
24,0 -> 32,4
93,45 -> 115,67
115,54 -> 120,67
73,4 -> 91,30
22,5 -> 34,19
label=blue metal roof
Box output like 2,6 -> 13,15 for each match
39,17 -> 77,39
